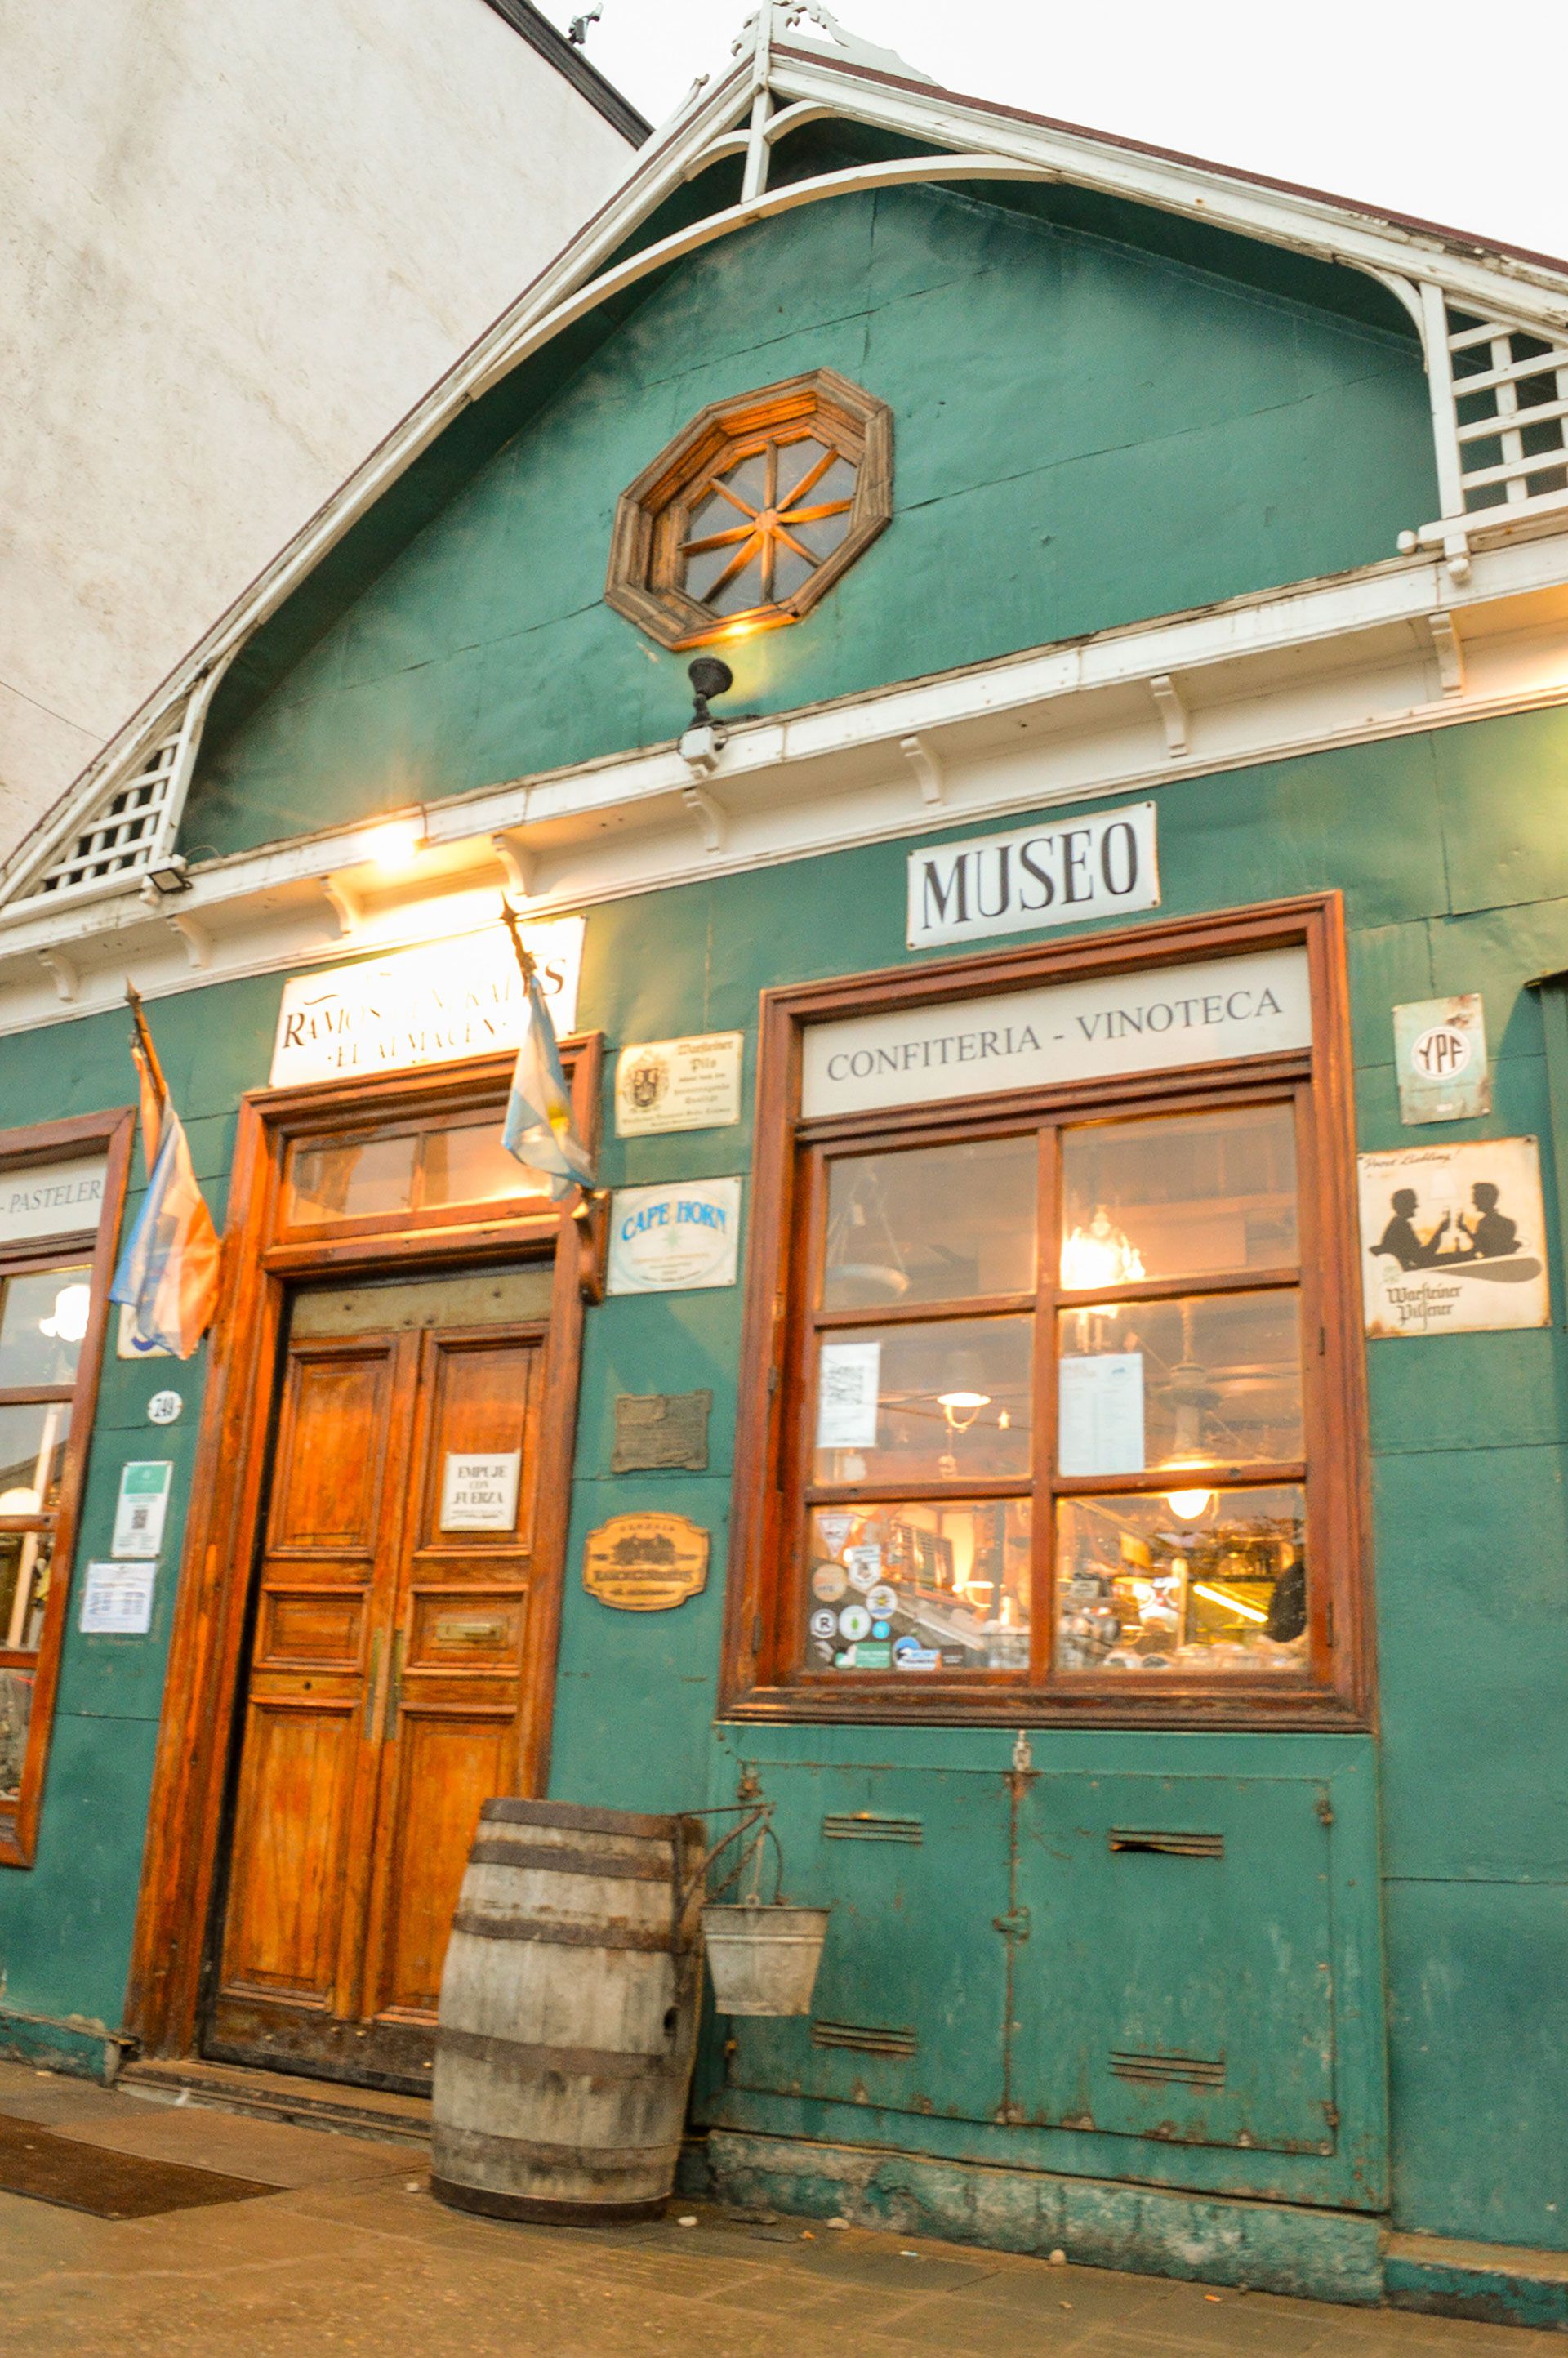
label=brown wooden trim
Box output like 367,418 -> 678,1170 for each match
0,1104 -> 136,1868
720,894 -> 1372,1732
123,1037 -> 602,2057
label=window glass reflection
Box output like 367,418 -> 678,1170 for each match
813,1317 -> 1031,1486
1060,1105 -> 1298,1287
0,1659 -> 33,1798
287,1134 -> 417,1226
1056,1292 -> 1302,1477
806,1500 -> 1031,1673
0,1531 -> 51,1659
823,1137 -> 1036,1309
0,1403 -> 70,1518
419,1122 -> 539,1209
1054,1486 -> 1307,1674
0,1265 -> 93,1388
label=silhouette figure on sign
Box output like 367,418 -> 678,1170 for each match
1454,1182 -> 1518,1261
1371,1188 -> 1450,1270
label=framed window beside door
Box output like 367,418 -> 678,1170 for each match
0,1110 -> 136,1863
724,897 -> 1370,1727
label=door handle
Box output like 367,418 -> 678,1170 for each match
363,1629 -> 382,1740
382,1630 -> 405,1742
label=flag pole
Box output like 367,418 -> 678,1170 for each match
124,979 -> 169,1105
498,898 -> 537,987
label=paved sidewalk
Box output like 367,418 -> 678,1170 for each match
0,2063 -> 1557,2357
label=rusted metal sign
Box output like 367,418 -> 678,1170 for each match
582,1512 -> 710,1611
611,1389 -> 711,1473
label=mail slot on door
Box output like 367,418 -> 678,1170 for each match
411,1598 -> 522,1665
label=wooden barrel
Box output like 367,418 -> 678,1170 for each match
430,1798 -> 705,2223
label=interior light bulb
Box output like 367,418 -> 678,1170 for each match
1164,1487 -> 1215,1521
0,1488 -> 41,1516
39,1284 -> 91,1344
937,1389 -> 991,1411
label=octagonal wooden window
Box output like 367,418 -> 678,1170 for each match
606,368 -> 893,651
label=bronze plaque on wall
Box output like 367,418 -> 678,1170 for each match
612,1389 -> 711,1473
582,1512 -> 710,1611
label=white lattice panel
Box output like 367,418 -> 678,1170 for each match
1445,305 -> 1568,515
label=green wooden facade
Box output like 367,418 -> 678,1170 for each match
0,163 -> 1564,2307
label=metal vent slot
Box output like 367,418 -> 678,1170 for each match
1110,2049 -> 1226,2088
1108,1828 -> 1224,1858
810,2020 -> 918,2057
822,1812 -> 923,1843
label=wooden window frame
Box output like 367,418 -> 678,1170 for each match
0,1108 -> 136,1866
721,895 -> 1373,1731
124,1039 -> 602,2059
605,367 -> 893,651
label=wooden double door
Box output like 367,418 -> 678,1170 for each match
205,1265 -> 553,2091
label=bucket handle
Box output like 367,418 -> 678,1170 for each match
676,1802 -> 782,1937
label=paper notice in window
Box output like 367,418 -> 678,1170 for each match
1057,1353 -> 1146,1476
815,1341 -> 881,1450
440,1452 -> 521,1531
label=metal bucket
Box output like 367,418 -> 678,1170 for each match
700,1899 -> 829,2016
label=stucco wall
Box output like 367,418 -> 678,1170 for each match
0,0 -> 634,857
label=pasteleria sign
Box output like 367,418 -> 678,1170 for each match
270,916 -> 583,1087
0,1157 -> 107,1248
802,947 -> 1310,1120
907,803 -> 1158,951
582,1511 -> 710,1611
607,1178 -> 742,1294
615,1032 -> 743,1135
1358,1137 -> 1550,1336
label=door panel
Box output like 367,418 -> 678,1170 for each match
207,1274 -> 550,2091
218,1701 -> 359,2000
371,1711 -> 514,2016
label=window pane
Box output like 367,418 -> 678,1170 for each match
1056,1291 -> 1302,1476
0,1532 -> 51,1660
772,543 -> 816,598
686,488 -> 746,538
708,557 -> 764,614
775,435 -> 830,497
805,1500 -> 1031,1673
418,1121 -> 543,1210
0,1402 -> 70,1517
0,1660 -> 33,1795
1055,1485 -> 1307,1674
0,1264 -> 93,1387
286,1133 -> 417,1226
792,455 -> 857,510
1060,1104 -> 1298,1287
716,452 -> 768,509
813,1317 -> 1031,1487
683,542 -> 748,600
786,509 -> 853,561
823,1137 -> 1036,1308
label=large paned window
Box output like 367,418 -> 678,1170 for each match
0,1114 -> 134,1861
728,903 -> 1368,1727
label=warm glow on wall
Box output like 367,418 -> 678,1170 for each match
366,819 -> 422,871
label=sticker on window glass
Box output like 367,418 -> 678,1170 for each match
844,1544 -> 882,1592
440,1452 -> 521,1531
815,1341 -> 881,1450
1057,1352 -> 1146,1476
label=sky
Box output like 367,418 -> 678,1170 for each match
537,0 -> 1568,263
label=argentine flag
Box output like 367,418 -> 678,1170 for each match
109,1035 -> 221,1359
502,959 -> 594,1201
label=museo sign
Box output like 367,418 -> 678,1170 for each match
907,803 -> 1158,950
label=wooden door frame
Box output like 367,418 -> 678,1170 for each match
124,1038 -> 602,2060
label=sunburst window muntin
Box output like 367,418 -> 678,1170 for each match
606,368 -> 893,652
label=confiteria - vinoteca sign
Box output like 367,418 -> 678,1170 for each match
906,804 -> 1158,950
800,947 -> 1311,1118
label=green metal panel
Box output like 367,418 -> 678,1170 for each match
1014,1773 -> 1334,2156
720,1763 -> 1011,2124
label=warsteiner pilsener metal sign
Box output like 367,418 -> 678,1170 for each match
582,1512 -> 710,1611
